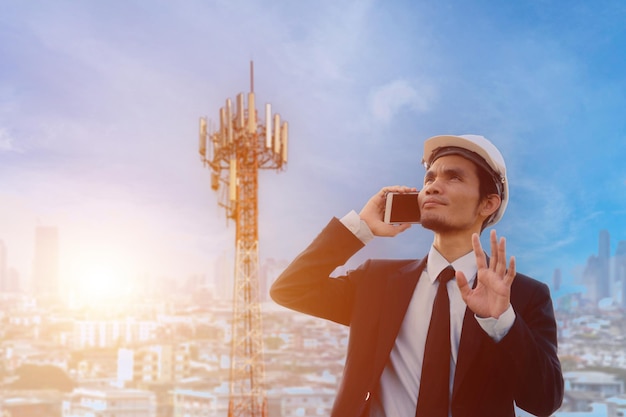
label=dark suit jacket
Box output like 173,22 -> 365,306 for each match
271,218 -> 563,417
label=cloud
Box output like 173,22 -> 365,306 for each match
504,176 -> 574,246
368,79 -> 437,124
0,128 -> 19,152
1,0 -> 625,286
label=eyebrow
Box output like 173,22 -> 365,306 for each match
425,166 -> 468,179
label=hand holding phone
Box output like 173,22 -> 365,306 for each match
384,192 -> 421,224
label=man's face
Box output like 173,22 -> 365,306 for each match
418,154 -> 486,234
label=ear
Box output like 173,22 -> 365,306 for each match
480,194 -> 501,219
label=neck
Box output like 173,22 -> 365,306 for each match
432,229 -> 481,263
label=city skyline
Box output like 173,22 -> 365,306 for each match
2,222 -> 626,311
0,1 -> 625,298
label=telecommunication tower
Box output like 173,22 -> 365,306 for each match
198,62 -> 288,417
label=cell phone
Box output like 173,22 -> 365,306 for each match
384,192 -> 421,224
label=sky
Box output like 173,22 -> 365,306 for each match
0,0 -> 625,299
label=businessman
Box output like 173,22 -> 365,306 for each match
270,134 -> 563,417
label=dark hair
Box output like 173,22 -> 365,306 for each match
474,163 -> 500,231
428,146 -> 504,231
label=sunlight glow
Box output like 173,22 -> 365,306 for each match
67,249 -> 136,306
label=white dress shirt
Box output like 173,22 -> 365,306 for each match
340,211 -> 515,417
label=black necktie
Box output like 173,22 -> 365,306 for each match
415,266 -> 456,417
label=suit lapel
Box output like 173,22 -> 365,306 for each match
372,257 -> 427,374
452,287 -> 487,401
368,254 -> 493,401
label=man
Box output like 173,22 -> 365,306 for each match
270,134 -> 563,417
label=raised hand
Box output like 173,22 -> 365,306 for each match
456,229 -> 516,319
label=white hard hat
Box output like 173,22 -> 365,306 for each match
422,134 -> 508,227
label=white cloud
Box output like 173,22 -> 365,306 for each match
0,128 -> 19,152
1,0 -> 625,285
368,79 -> 437,124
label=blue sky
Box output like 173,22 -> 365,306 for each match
0,0 -> 625,295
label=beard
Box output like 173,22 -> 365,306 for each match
420,214 -> 457,233
420,206 -> 484,234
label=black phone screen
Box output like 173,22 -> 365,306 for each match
388,193 -> 421,223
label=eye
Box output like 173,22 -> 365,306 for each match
447,170 -> 464,181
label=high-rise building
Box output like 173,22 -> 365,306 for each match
615,241 -> 626,309
597,229 -> 611,301
582,255 -> 602,305
32,226 -> 59,295
599,230 -> 611,259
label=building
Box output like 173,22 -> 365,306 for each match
564,371 -> 624,398
172,389 -> 219,417
273,386 -> 336,417
62,387 -> 156,417
1,390 -> 63,417
73,319 -> 159,349
615,241 -> 626,310
117,344 -> 191,384
579,230 -> 626,307
598,230 -> 611,301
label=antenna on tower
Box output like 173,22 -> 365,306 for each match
197,63 -> 288,417
250,60 -> 254,93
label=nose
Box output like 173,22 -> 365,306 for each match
423,179 -> 441,195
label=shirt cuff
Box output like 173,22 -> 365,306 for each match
475,304 -> 516,342
340,210 -> 375,244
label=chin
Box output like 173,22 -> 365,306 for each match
420,216 -> 445,231
420,216 -> 457,233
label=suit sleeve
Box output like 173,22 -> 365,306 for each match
498,278 -> 564,416
270,217 -> 365,326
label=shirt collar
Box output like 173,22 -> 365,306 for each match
427,246 -> 477,285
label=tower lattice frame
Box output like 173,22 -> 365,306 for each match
198,63 -> 288,417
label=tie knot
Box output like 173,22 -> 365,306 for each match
438,266 -> 455,284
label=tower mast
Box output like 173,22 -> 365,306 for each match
198,62 -> 288,417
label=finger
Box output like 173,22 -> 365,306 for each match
378,187 -> 389,201
381,185 -> 417,196
504,256 -> 516,286
489,229 -> 498,270
472,233 -> 488,270
495,236 -> 507,277
393,223 -> 413,235
376,222 -> 412,237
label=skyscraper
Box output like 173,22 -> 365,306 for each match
599,229 -> 610,259
32,226 -> 59,295
615,241 -> 626,309
597,229 -> 611,301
